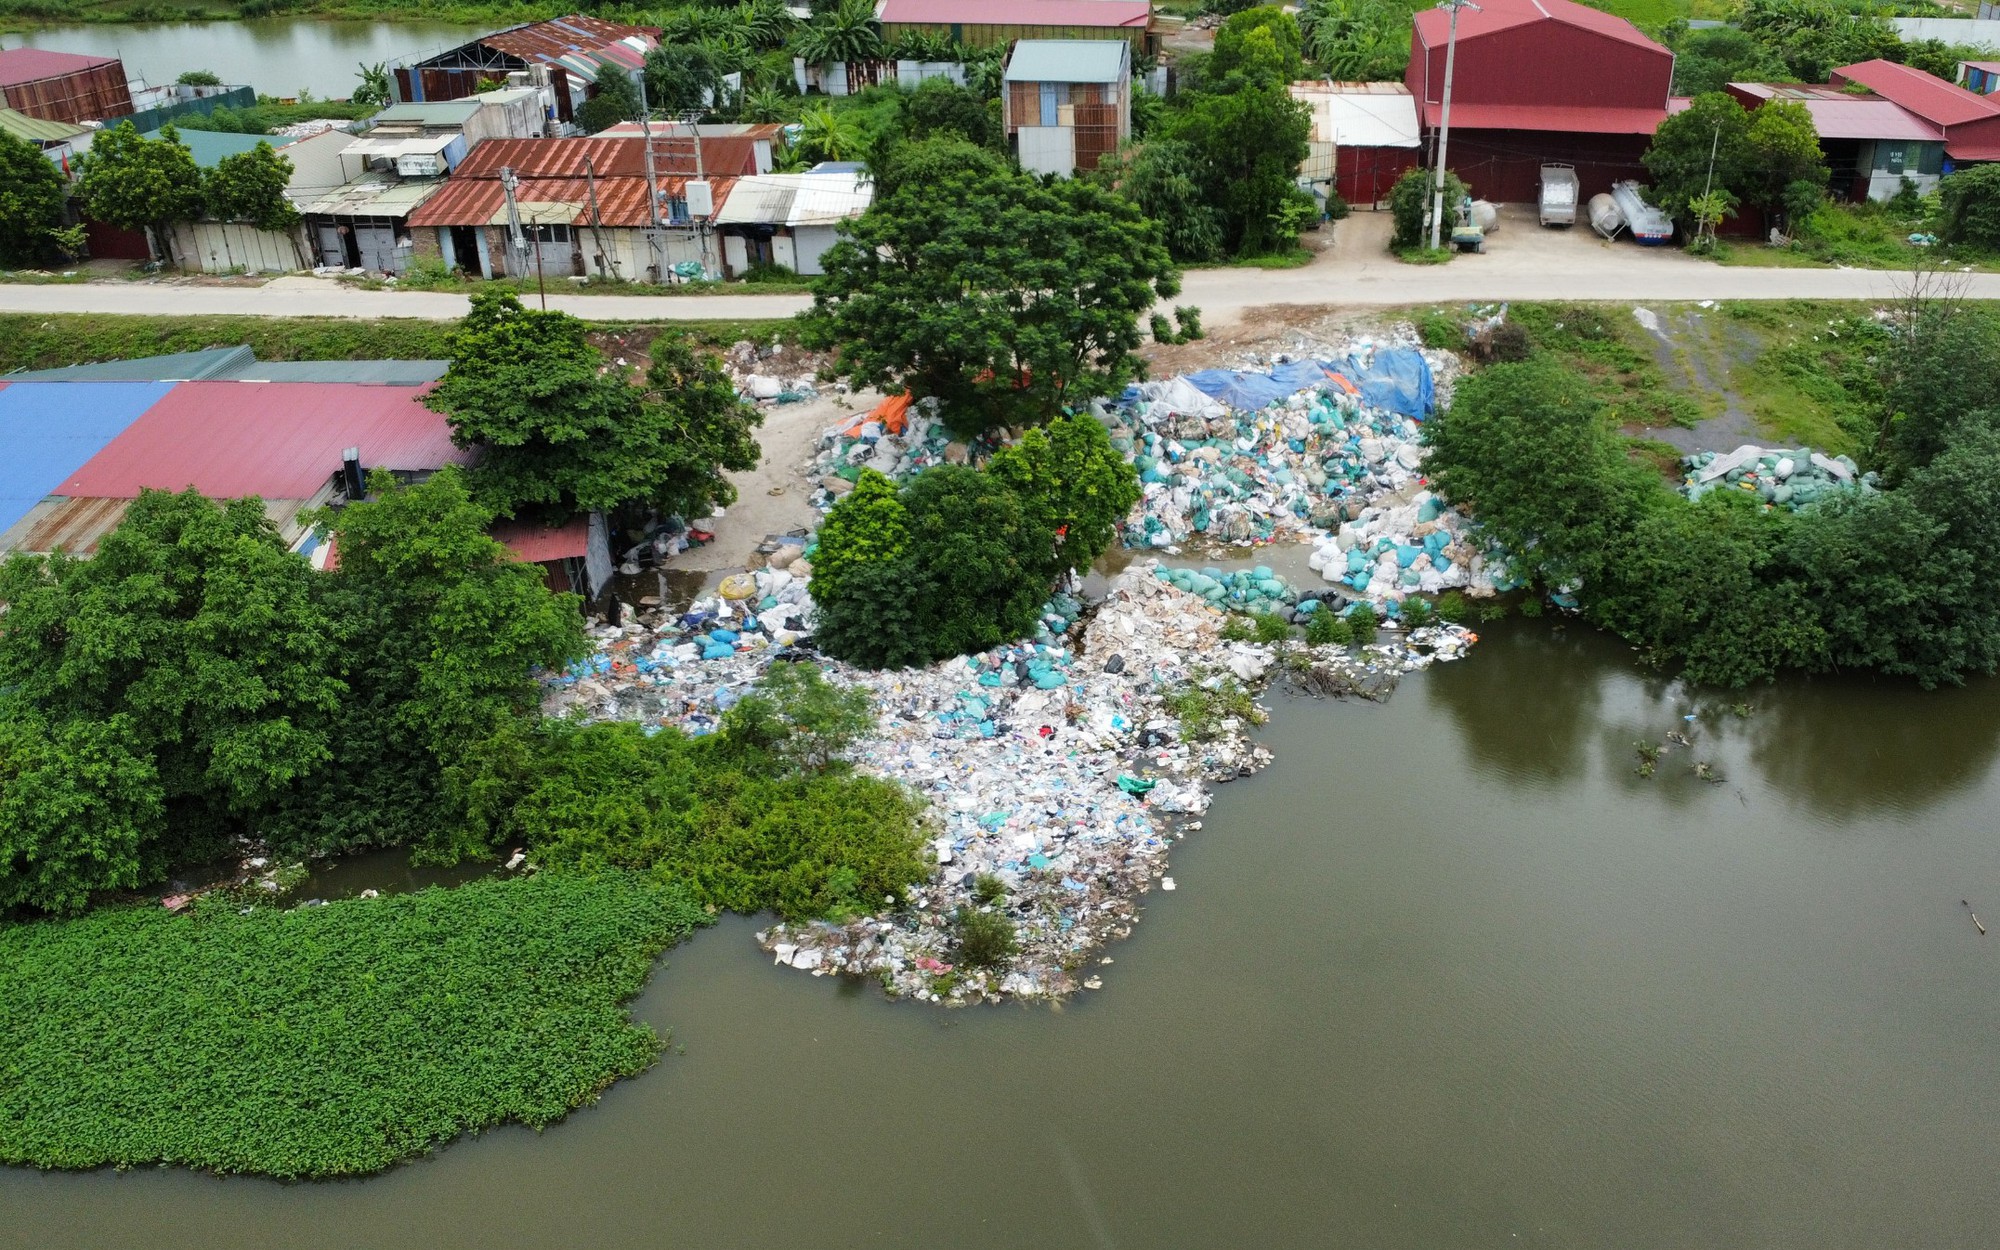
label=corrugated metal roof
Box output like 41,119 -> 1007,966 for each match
714,172 -> 873,225
477,16 -> 654,65
341,132 -> 459,158
408,173 -> 723,228
488,514 -> 589,562
0,47 -> 118,88
301,174 -> 445,217
371,100 -> 482,125
878,0 -> 1149,29
1730,83 -> 1943,142
713,177 -> 797,226
1414,100 -> 1667,134
1004,39 -> 1128,84
143,127 -> 270,169
59,381 -> 467,501
0,105 -> 86,144
451,135 -> 765,179
1833,59 -> 2000,128
0,381 -> 174,538
1413,0 -> 1662,53
7,346 -> 254,381
1,495 -> 130,557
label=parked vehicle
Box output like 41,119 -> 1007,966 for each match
1538,164 -> 1578,227
1609,180 -> 1674,245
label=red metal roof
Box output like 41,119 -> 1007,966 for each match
0,47 -> 118,88
451,135 -> 764,179
477,15 -> 653,65
1729,82 -> 1943,142
488,515 -> 589,562
407,172 -> 733,228
1831,59 -> 2000,128
877,0 -> 1149,28
60,381 -> 466,501
1413,0 -> 1660,54
1415,101 -> 1667,134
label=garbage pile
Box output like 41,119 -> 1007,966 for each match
720,338 -> 828,406
1681,444 -> 1877,510
547,559 -> 1480,1003
1106,351 -> 1436,550
1306,487 -> 1524,601
1156,564 -> 1303,618
807,393 -> 964,509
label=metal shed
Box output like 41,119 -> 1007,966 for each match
0,47 -> 132,124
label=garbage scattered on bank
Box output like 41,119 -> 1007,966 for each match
547,560 -> 1479,1003
1681,444 -> 1877,510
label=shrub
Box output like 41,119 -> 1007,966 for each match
1939,163 -> 2000,250
953,907 -> 1019,967
1251,610 -> 1292,643
1151,312 -> 1175,342
741,261 -> 798,283
1436,590 -> 1469,623
971,872 -> 1007,905
1164,676 -> 1261,740
1401,597 -> 1434,628
1416,310 -> 1462,350
1389,165 -> 1469,250
1347,604 -> 1379,642
1220,614 -> 1257,642
1174,304 -> 1205,342
1304,609 -> 1352,646
1324,190 -> 1351,221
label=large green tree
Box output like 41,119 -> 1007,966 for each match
1166,79 -> 1315,256
70,123 -> 205,266
1737,0 -> 1899,83
423,292 -> 763,520
273,468 -> 586,858
204,141 -> 299,232
1668,25 -> 1795,97
1210,5 -> 1305,85
0,490 -> 343,874
0,128 -> 67,267
804,139 -> 1179,437
0,713 -> 163,915
1102,138 -> 1223,263
1642,91 -> 1753,223
985,414 -> 1141,581
576,68 -> 641,134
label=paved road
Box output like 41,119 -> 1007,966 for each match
2,249 -> 1993,325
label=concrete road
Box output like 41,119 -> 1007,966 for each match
1,214 -> 1991,325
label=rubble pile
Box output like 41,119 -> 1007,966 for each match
1681,444 -> 1877,510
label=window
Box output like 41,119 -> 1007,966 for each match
529,224 -> 572,244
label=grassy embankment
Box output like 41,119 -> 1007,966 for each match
0,311 -> 799,372
0,872 -> 706,1178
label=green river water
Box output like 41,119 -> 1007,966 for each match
6,620 -> 2000,1248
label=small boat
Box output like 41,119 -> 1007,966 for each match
1610,180 -> 1674,246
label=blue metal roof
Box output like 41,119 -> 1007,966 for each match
143,128 -> 273,169
0,382 -> 174,538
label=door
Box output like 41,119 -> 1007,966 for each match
449,226 -> 480,275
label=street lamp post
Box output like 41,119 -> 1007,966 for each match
1430,0 -> 1480,251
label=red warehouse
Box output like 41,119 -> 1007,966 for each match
1404,0 -> 1673,203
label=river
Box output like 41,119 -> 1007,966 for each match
6,620 -> 2000,1247
0,20 -> 489,99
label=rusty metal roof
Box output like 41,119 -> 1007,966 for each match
408,171 -> 731,228
475,16 -> 654,65
452,135 -> 765,180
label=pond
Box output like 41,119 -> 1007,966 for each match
1,19 -> 489,99
6,620 -> 2000,1247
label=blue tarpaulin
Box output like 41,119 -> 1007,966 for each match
0,381 -> 174,539
1181,350 -> 1434,419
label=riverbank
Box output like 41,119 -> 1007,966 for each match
0,4 -> 538,32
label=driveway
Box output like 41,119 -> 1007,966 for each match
2,221 -> 1994,326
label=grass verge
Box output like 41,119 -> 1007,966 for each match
0,871 -> 706,1178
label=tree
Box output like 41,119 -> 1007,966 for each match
1737,0 -> 1900,84
70,123 -> 205,266
985,414 -> 1141,581
1642,91 -> 1752,223
176,69 -> 222,87
719,660 -> 875,770
273,467 -> 586,857
1742,100 -> 1827,226
795,101 -> 863,163
0,128 -> 67,267
424,292 -> 763,520
576,69 -> 641,134
804,140 -> 1180,437
1300,0 -> 1409,81
645,42 -> 726,114
791,0 -> 883,66
353,61 -> 392,108
1939,163 -> 2000,251
807,468 -> 908,605
1210,6 -> 1304,85
1389,164 -> 1467,250
0,489 -> 343,865
893,76 -> 996,147
736,0 -> 799,51
0,713 -> 163,916
205,141 -> 299,231
811,466 -> 1054,668
1103,139 -> 1224,262
1166,80 -> 1315,256
1897,38 -> 1989,82
1668,26 -> 1793,97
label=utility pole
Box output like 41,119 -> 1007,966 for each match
1697,120 -> 1722,246
637,74 -> 666,282
1430,0 -> 1479,251
499,165 -> 545,309
583,151 -> 619,281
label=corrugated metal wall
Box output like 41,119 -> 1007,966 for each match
884,22 -> 1142,51
1,61 -> 132,124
